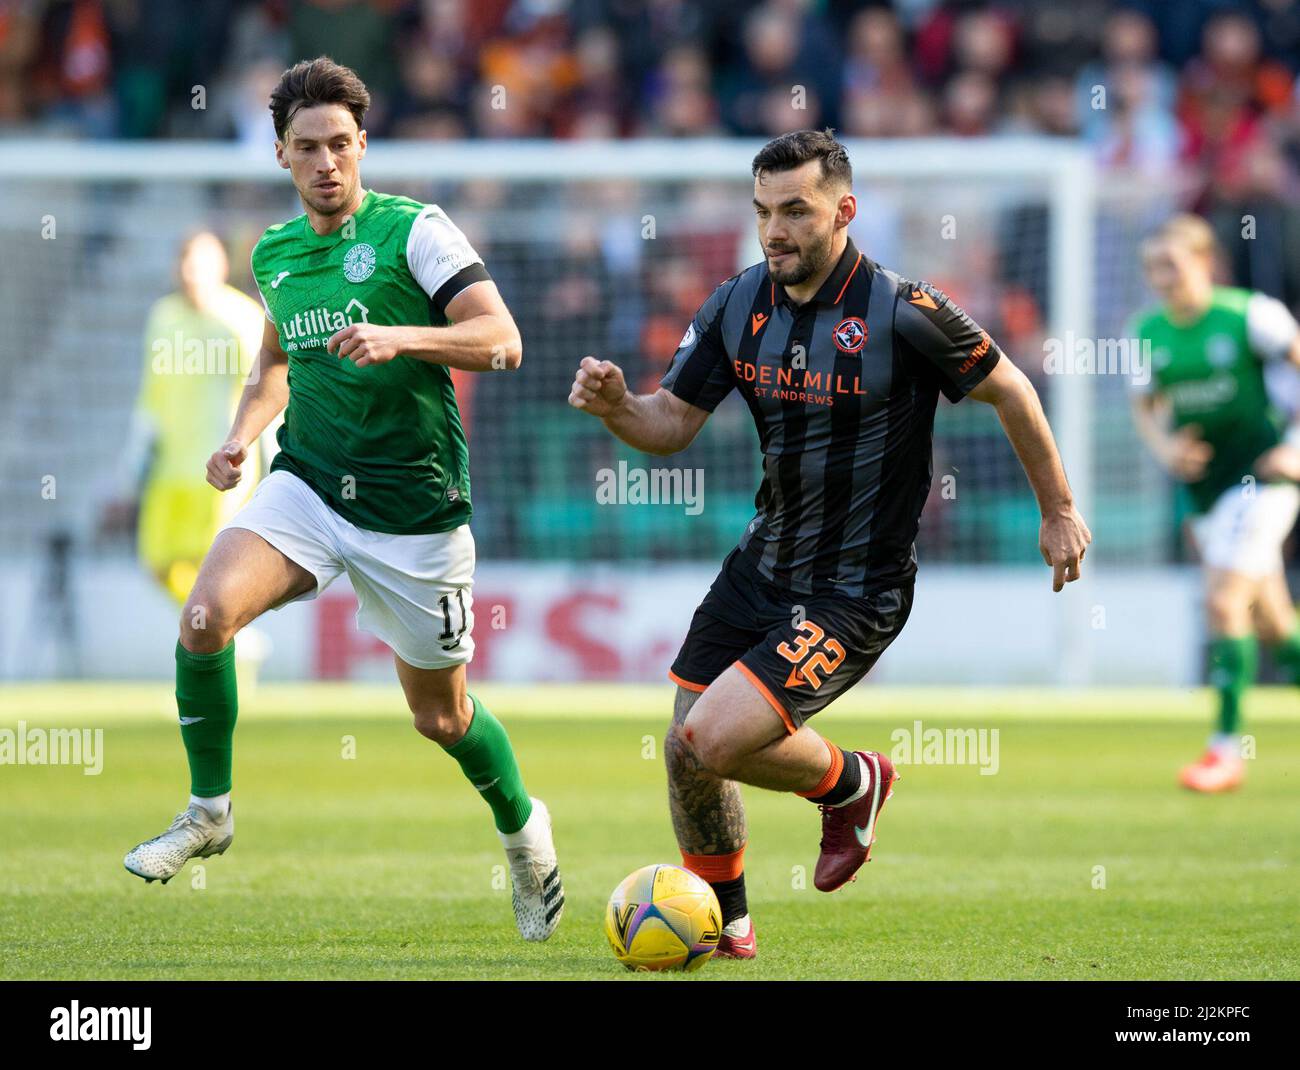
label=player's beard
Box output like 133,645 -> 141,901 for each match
767,227 -> 835,287
300,176 -> 360,218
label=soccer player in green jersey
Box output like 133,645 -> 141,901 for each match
1132,214 -> 1300,792
124,58 -> 564,940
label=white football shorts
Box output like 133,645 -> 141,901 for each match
222,470 -> 475,669
1191,481 -> 1300,577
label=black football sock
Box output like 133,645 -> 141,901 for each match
805,746 -> 863,807
710,874 -> 749,927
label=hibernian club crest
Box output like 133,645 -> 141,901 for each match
343,242 -> 377,283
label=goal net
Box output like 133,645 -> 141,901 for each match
0,139 -> 1181,683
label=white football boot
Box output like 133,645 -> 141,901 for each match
498,797 -> 564,941
123,803 -> 234,884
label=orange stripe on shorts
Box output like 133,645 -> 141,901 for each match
667,669 -> 708,693
733,660 -> 796,734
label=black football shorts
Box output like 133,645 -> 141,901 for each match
669,548 -> 914,732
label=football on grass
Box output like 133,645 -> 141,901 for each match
604,863 -> 722,971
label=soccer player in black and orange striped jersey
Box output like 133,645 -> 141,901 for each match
570,129 -> 1090,958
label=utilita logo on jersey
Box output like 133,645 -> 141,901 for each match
280,299 -> 369,352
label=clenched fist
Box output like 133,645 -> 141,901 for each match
568,356 -> 628,418
207,440 -> 247,491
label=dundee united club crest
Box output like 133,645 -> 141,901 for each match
832,316 -> 867,354
343,242 -> 377,283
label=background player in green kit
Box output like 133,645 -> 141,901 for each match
1132,214 -> 1300,793
123,57 -> 564,941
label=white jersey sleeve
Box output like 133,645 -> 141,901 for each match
1265,361 -> 1300,420
1246,292 -> 1299,362
406,205 -> 488,313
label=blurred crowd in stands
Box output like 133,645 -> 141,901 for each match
2,2 -> 1298,160
5,1 -> 1300,267
7,0 -> 1300,307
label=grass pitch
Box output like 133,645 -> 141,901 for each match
1,683 -> 1297,980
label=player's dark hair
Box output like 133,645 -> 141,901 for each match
752,129 -> 852,189
270,57 -> 370,142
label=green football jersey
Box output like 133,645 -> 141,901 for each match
1133,286 -> 1294,513
251,189 -> 489,534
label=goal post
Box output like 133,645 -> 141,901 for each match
0,138 -> 1108,684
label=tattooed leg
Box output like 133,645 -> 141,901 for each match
665,686 -> 747,856
667,686 -> 751,929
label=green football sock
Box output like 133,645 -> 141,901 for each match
1208,635 -> 1256,737
1272,622 -> 1300,686
444,694 -> 533,835
175,640 -> 238,797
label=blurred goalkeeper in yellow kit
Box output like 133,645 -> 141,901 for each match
111,232 -> 270,660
